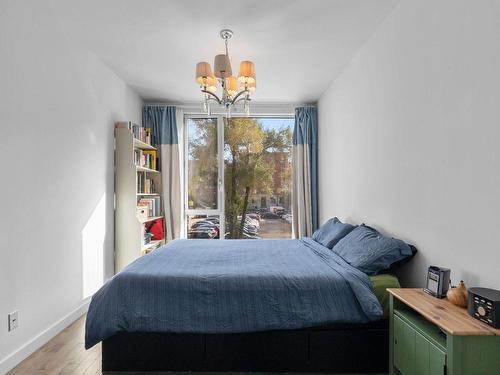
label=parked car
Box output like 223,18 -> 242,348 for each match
193,221 -> 216,229
247,213 -> 261,221
261,212 -> 281,219
205,217 -> 220,225
191,220 -> 214,229
242,232 -> 261,239
245,216 -> 260,228
189,219 -> 220,239
243,224 -> 258,235
270,206 -> 285,215
189,214 -> 262,240
188,227 -> 218,239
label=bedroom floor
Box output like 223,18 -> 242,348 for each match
7,315 -> 384,375
7,316 -> 101,375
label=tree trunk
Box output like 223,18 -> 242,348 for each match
228,147 -> 238,238
239,185 -> 251,236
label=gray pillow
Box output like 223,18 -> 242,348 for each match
312,217 -> 356,249
332,225 -> 413,275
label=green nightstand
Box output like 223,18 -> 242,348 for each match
388,288 -> 500,375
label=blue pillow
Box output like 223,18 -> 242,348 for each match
312,217 -> 355,249
332,225 -> 413,275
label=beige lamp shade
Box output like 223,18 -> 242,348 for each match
214,54 -> 232,78
195,62 -> 213,84
238,61 -> 256,83
226,76 -> 238,96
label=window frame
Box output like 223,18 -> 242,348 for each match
183,113 -> 295,239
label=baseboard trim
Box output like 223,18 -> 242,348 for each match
0,298 -> 90,374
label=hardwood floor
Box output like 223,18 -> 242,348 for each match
7,315 -> 383,375
7,315 -> 101,375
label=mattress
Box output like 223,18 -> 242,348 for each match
85,237 -> 383,348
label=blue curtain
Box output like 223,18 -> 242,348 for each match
142,106 -> 178,146
142,105 -> 182,240
293,107 -> 318,235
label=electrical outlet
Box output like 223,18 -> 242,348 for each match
8,311 -> 19,332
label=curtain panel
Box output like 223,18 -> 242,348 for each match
292,106 -> 318,237
143,106 -> 183,241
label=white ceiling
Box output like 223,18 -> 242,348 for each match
52,0 -> 398,103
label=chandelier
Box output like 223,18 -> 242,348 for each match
195,29 -> 256,117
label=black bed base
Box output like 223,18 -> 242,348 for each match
102,319 -> 388,373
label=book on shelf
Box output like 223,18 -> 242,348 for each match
137,196 -> 161,217
134,149 -> 157,170
141,226 -> 158,249
136,172 -> 156,194
142,150 -> 157,170
143,232 -> 153,245
116,121 -> 152,145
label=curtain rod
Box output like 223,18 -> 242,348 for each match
143,101 -> 317,108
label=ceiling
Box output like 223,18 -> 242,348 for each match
52,0 -> 398,103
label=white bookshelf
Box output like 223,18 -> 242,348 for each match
138,215 -> 164,224
141,240 -> 163,253
136,165 -> 160,173
133,137 -> 156,150
115,123 -> 165,272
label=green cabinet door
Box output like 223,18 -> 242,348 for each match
415,332 -> 446,375
394,315 -> 415,375
415,332 -> 430,375
429,342 -> 446,375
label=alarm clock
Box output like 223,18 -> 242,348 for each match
468,287 -> 500,328
424,266 -> 451,298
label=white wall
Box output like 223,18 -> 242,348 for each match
318,0 -> 500,288
0,1 -> 143,372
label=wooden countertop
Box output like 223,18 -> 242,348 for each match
388,288 -> 500,336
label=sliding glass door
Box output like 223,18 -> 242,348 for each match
185,115 -> 293,239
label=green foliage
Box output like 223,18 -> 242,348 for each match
263,126 -> 292,153
224,118 -> 291,238
187,119 -> 218,209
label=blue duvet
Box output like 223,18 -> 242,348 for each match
85,237 -> 382,349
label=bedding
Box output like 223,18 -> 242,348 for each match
85,237 -> 383,349
312,217 -> 355,248
369,273 -> 401,316
332,225 -> 413,275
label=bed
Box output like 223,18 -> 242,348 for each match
86,237 -> 404,373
